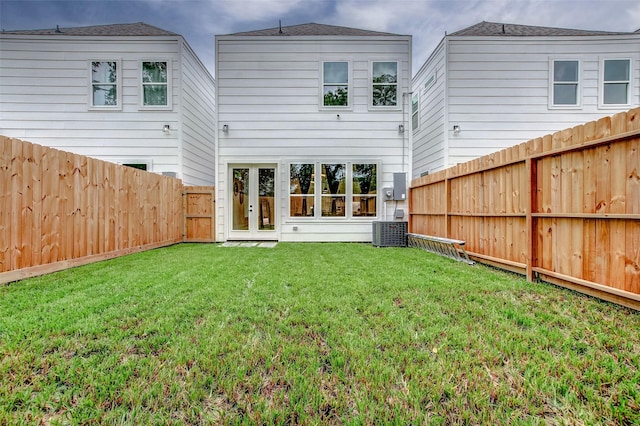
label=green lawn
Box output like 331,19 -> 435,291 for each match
1,243 -> 638,425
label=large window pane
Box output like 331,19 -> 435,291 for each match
372,62 -> 398,106
321,164 -> 346,217
604,83 -> 628,105
143,86 -> 168,106
604,59 -> 630,81
353,164 -> 377,217
554,61 -> 578,82
553,84 -> 578,105
142,61 -> 167,83
290,164 -> 315,217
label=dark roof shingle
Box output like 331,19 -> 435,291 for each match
228,22 -> 400,37
1,22 -> 178,37
450,21 -> 634,37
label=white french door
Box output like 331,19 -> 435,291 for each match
228,164 -> 277,240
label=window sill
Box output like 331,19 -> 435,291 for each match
547,105 -> 582,110
139,105 -> 173,111
598,104 -> 632,110
88,106 -> 122,111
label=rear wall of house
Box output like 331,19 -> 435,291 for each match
215,34 -> 412,242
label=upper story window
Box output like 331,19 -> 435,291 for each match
372,61 -> 398,107
91,61 -> 120,108
602,59 -> 631,106
141,61 -> 170,108
551,60 -> 580,107
322,61 -> 349,107
411,92 -> 419,131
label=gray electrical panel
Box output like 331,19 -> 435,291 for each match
393,172 -> 407,201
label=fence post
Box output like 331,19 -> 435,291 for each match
526,157 -> 537,282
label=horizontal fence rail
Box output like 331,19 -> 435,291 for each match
0,136 -> 214,284
410,109 -> 640,310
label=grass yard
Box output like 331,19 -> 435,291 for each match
1,243 -> 639,425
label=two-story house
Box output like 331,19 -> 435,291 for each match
412,21 -> 640,178
215,23 -> 412,242
0,22 -> 216,185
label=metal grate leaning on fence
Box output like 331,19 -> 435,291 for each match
407,233 -> 474,265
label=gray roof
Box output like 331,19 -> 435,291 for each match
450,21 -> 634,37
1,22 -> 179,37
228,22 -> 400,37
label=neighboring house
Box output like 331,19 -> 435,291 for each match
215,23 -> 411,241
215,23 -> 412,242
412,21 -> 640,178
0,22 -> 215,185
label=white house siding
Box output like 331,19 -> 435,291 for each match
411,39 -> 446,178
215,34 -> 412,242
0,32 -> 215,185
412,32 -> 640,174
179,41 -> 216,185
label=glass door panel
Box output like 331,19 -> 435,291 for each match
232,168 -> 249,231
258,168 -> 275,231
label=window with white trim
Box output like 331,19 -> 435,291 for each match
322,61 -> 349,107
141,61 -> 169,107
372,61 -> 398,107
289,163 -> 378,218
352,164 -> 377,217
91,61 -> 120,107
289,164 -> 315,217
602,59 -> 631,106
552,60 -> 580,106
321,164 -> 346,217
411,92 -> 419,131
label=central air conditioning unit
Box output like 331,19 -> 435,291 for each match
372,221 -> 408,247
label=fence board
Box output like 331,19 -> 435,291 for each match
410,108 -> 640,310
11,139 -> 22,270
0,138 -> 11,272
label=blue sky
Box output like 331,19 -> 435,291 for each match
2,0 -> 639,76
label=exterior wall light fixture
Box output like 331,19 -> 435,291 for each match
222,124 -> 229,134
453,125 -> 461,134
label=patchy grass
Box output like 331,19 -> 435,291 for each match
0,243 -> 638,425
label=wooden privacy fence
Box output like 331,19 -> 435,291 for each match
0,136 -> 215,284
410,109 -> 640,310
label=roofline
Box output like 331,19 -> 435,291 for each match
445,32 -> 640,41
0,22 -> 181,37
215,34 -> 412,41
447,20 -> 636,37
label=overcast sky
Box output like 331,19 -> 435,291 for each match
2,0 -> 639,76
